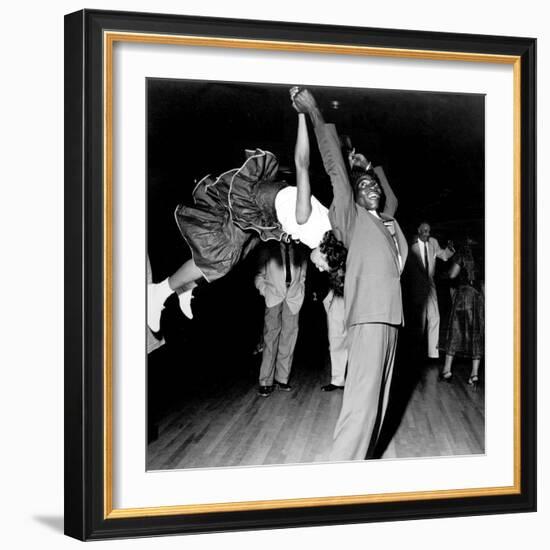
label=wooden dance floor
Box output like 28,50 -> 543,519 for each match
147,348 -> 485,470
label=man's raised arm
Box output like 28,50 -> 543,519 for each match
374,166 -> 398,217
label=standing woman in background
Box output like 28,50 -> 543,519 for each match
439,236 -> 485,387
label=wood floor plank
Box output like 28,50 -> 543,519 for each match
147,353 -> 485,470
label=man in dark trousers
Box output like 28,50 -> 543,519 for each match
293,88 -> 408,460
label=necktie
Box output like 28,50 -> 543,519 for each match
284,243 -> 292,286
383,219 -> 402,271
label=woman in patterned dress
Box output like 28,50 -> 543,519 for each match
439,237 -> 484,387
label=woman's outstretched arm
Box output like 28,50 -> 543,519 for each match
293,87 -> 355,248
294,112 -> 312,224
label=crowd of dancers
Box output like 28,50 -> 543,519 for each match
147,87 -> 484,461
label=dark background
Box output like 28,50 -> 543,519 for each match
146,79 -> 485,425
148,79 -> 485,279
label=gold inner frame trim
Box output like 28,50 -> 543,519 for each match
103,31 -> 522,520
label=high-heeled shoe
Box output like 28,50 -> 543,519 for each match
438,371 -> 453,382
468,375 -> 479,389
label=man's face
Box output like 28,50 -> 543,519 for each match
354,175 -> 382,210
418,223 -> 431,242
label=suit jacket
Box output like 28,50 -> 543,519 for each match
315,123 -> 408,327
255,241 -> 307,315
406,237 -> 454,305
409,237 -> 454,279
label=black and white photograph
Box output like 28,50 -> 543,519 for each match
1,0 -> 544,546
146,80 -> 485,471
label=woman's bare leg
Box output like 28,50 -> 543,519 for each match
167,258 -> 204,290
469,358 -> 481,387
147,259 -> 204,331
440,353 -> 454,380
470,358 -> 480,378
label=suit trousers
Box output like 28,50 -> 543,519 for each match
409,283 -> 440,359
258,300 -> 300,386
323,293 -> 347,386
330,323 -> 398,461
425,285 -> 440,358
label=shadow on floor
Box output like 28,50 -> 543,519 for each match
32,515 -> 64,533
371,327 -> 427,458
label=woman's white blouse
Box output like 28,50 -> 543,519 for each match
274,186 -> 331,249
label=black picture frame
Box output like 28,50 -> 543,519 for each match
64,8 -> 536,541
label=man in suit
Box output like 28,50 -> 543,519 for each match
312,231 -> 348,392
294,88 -> 408,460
321,290 -> 347,391
255,241 -> 307,397
406,222 -> 454,360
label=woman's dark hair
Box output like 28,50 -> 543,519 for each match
320,230 -> 348,297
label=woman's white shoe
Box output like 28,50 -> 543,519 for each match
178,289 -> 194,319
147,279 -> 172,332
